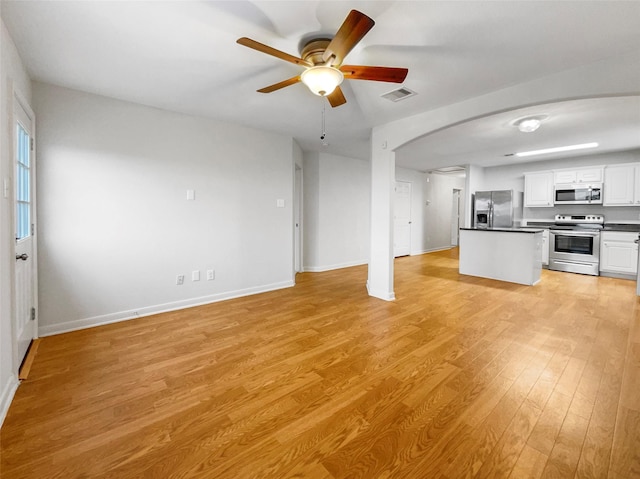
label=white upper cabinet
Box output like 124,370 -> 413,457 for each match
554,167 -> 603,184
603,163 -> 640,206
576,167 -> 603,183
554,170 -> 576,184
524,171 -> 554,207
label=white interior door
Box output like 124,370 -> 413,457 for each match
451,189 -> 461,246
394,181 -> 411,257
294,165 -> 302,273
13,94 -> 37,367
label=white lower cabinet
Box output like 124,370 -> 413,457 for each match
541,229 -> 549,266
600,231 -> 639,276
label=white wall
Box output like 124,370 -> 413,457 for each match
0,18 -> 33,426
477,150 -> 640,224
33,82 -> 295,336
395,167 -> 465,254
303,152 -> 369,271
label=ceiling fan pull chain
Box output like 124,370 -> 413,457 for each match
321,103 -> 327,144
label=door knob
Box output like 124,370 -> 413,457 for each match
16,253 -> 28,261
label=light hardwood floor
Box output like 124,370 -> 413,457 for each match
1,249 -> 639,478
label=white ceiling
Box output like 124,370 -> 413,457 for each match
2,1 -> 640,169
397,96 -> 640,171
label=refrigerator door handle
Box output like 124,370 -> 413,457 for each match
489,203 -> 494,228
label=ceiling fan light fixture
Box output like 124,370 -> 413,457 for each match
301,66 -> 344,97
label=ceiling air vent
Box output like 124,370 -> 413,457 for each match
381,87 -> 416,102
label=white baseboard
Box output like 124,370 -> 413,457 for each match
303,259 -> 368,273
39,280 -> 295,337
0,374 -> 19,429
366,281 -> 396,301
411,246 -> 453,255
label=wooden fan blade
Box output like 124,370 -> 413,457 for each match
322,10 -> 375,66
327,86 -> 347,107
340,65 -> 408,83
237,37 -> 312,67
257,76 -> 301,93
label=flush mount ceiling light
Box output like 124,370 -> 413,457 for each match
515,142 -> 599,158
518,118 -> 541,132
301,66 -> 344,96
513,114 -> 549,133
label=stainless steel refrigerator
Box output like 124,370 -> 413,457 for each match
474,190 -> 514,228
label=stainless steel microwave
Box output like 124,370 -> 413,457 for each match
554,183 -> 603,205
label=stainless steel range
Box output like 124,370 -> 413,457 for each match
549,214 -> 603,276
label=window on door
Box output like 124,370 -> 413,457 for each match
16,122 -> 31,241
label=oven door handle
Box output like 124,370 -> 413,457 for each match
552,259 -> 596,266
550,230 -> 599,237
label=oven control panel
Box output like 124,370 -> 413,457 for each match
555,214 -> 604,225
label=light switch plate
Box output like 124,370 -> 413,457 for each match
187,189 -> 195,201
192,270 -> 200,281
276,199 -> 285,208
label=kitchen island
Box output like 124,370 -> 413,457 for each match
459,227 -> 543,285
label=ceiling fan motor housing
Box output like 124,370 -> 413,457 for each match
300,39 -> 333,66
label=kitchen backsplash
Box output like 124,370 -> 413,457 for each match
523,203 -> 640,224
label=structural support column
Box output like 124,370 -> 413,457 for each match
367,133 -> 395,301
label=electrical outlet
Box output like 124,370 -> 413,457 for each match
176,274 -> 184,285
207,269 -> 215,281
192,270 -> 200,281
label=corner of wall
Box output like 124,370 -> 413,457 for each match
0,373 -> 19,429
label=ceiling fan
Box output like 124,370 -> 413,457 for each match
237,10 -> 408,107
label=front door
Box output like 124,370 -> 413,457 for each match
13,94 -> 37,367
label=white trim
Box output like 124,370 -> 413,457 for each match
366,281 -> 396,301
303,259 -> 368,273
411,247 -> 454,255
39,280 -> 295,337
0,375 -> 19,429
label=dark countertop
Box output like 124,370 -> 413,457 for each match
461,227 -> 544,234
603,223 -> 640,232
524,221 -> 555,228
522,222 -> 640,232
